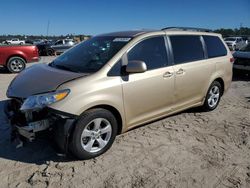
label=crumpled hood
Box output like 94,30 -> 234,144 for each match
233,51 -> 250,59
7,63 -> 88,98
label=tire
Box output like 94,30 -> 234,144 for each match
70,108 -> 118,160
46,48 -> 54,56
202,81 -> 222,111
6,56 -> 26,73
19,42 -> 23,45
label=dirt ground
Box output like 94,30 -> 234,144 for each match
0,58 -> 249,188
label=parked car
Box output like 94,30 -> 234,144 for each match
242,36 -> 249,45
5,27 -> 233,159
36,40 -> 55,56
33,39 -> 47,45
233,43 -> 250,72
51,39 -> 75,55
24,39 -> 34,44
0,44 -> 39,73
4,38 -> 26,45
224,37 -> 246,51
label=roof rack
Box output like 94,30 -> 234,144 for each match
161,27 -> 213,32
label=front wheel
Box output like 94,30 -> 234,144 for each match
70,108 -> 118,160
202,81 -> 222,111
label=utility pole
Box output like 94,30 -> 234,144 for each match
46,20 -> 50,38
240,23 -> 243,36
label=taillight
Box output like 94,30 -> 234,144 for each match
33,46 -> 38,55
230,57 -> 234,63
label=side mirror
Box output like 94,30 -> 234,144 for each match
126,60 -> 147,73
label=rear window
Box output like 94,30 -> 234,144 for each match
203,36 -> 227,58
170,35 -> 204,64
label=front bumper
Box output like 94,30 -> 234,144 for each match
4,99 -> 77,153
233,58 -> 250,71
233,64 -> 250,71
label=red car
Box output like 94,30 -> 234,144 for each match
0,45 -> 39,73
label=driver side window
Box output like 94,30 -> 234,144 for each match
127,36 -> 169,70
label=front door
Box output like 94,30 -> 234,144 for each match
122,36 -> 175,128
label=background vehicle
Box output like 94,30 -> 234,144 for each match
51,39 -> 75,55
36,40 -> 55,56
32,39 -> 45,45
0,44 -> 39,73
4,38 -> 25,45
233,43 -> 250,72
5,27 -> 233,159
241,36 -> 249,44
224,37 -> 246,50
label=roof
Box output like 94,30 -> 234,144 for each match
97,27 -> 217,38
98,30 -> 156,37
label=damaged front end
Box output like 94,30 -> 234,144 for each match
4,98 -> 77,154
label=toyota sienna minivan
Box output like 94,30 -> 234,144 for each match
5,27 -> 233,159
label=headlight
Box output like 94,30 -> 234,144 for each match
20,89 -> 70,111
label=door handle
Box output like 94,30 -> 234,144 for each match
163,71 -> 174,78
176,68 -> 185,75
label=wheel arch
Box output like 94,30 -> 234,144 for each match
6,54 -> 27,65
202,76 -> 225,105
213,77 -> 225,95
86,104 -> 123,135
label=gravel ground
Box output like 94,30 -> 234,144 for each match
0,58 -> 249,188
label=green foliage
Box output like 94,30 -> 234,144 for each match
0,27 -> 249,42
214,27 -> 250,37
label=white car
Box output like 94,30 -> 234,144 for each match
224,37 -> 245,51
5,38 -> 25,45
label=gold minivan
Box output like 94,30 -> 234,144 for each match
5,27 -> 233,159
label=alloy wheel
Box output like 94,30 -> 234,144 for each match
9,59 -> 24,72
208,85 -> 220,108
80,118 -> 112,153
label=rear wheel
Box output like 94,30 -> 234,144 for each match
46,48 -> 54,56
70,108 -> 118,160
202,81 -> 222,111
6,57 -> 26,73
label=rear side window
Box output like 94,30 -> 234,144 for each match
203,36 -> 227,58
170,35 -> 204,64
127,36 -> 168,70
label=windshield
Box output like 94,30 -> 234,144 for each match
50,36 -> 131,73
239,44 -> 250,52
224,38 -> 236,41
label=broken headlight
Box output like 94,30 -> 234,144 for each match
20,89 -> 70,111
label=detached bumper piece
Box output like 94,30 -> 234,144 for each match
16,119 -> 50,141
4,99 -> 77,155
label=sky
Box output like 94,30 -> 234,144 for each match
0,0 -> 249,36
